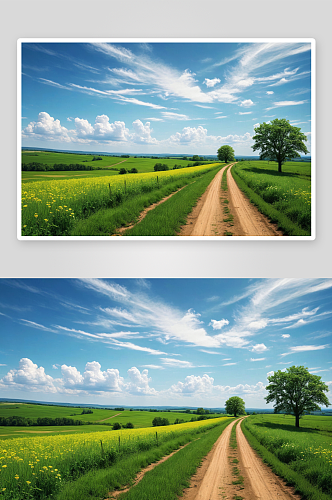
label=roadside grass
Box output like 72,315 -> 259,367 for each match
71,177 -> 190,236
232,161 -> 311,236
220,165 -> 234,236
123,166 -> 221,236
242,415 -> 332,500
117,418 -> 233,500
54,418 -> 233,500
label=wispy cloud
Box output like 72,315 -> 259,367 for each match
281,345 -> 329,357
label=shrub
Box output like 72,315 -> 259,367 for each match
112,422 -> 122,430
152,417 -> 170,427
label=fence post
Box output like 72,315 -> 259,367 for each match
124,180 -> 127,193
156,431 -> 158,446
119,436 -> 121,451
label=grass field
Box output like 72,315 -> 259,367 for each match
0,416 -> 231,500
0,403 -> 222,438
232,160 -> 311,236
21,151 -> 212,181
21,163 -> 221,236
242,414 -> 332,499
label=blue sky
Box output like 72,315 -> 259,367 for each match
21,40 -> 312,155
0,278 -> 330,409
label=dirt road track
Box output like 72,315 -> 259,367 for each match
180,164 -> 231,236
185,419 -> 238,500
227,164 -> 282,236
182,418 -> 301,500
236,421 -> 300,499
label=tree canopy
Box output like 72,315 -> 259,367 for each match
225,396 -> 246,417
265,366 -> 330,427
252,118 -> 309,172
217,145 -> 235,163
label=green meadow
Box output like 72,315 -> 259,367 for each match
242,414 -> 332,499
21,151 -> 213,183
232,160 -> 311,236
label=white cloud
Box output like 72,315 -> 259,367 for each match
266,91 -> 274,94
161,112 -> 190,121
250,358 -> 266,362
281,344 -> 329,356
131,120 -> 158,144
76,115 -> 130,142
267,370 -> 274,378
251,344 -> 268,353
125,367 -> 157,395
168,125 -> 208,144
239,111 -> 253,115
209,319 -> 229,330
0,358 -> 57,393
169,374 -> 215,395
282,334 -> 290,338
239,99 -> 254,107
203,78 -> 221,88
160,358 -> 194,368
22,112 -> 72,142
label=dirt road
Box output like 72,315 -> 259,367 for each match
179,164 -> 230,236
182,418 -> 301,500
179,162 -> 282,236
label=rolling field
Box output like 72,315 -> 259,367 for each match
242,414 -> 332,498
0,403 -> 221,437
0,416 -> 231,500
21,163 -> 221,236
232,160 -> 311,236
21,151 -> 211,180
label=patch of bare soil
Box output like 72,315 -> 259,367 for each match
96,412 -> 123,422
107,442 -> 191,499
179,164 -> 232,236
112,185 -> 187,236
181,419 -> 301,500
227,164 -> 283,236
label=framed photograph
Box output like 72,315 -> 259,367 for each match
0,278 -> 331,499
18,39 -> 315,240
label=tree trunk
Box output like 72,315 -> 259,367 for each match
278,161 -> 282,173
295,414 -> 300,428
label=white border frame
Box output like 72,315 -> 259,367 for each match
17,38 -> 316,241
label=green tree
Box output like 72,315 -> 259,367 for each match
225,396 -> 245,417
217,145 -> 235,163
265,366 -> 330,428
252,118 -> 309,173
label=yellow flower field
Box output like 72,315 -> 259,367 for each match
0,417 -> 228,498
21,163 -> 220,236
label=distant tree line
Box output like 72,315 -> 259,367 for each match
22,162 -> 119,172
0,416 -> 84,427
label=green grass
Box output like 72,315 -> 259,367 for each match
0,403 -> 221,439
242,415 -> 332,499
0,403 -> 119,422
21,151 -> 214,180
70,177 -> 191,236
232,160 -> 311,236
117,418 -> 233,500
124,166 -> 222,236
